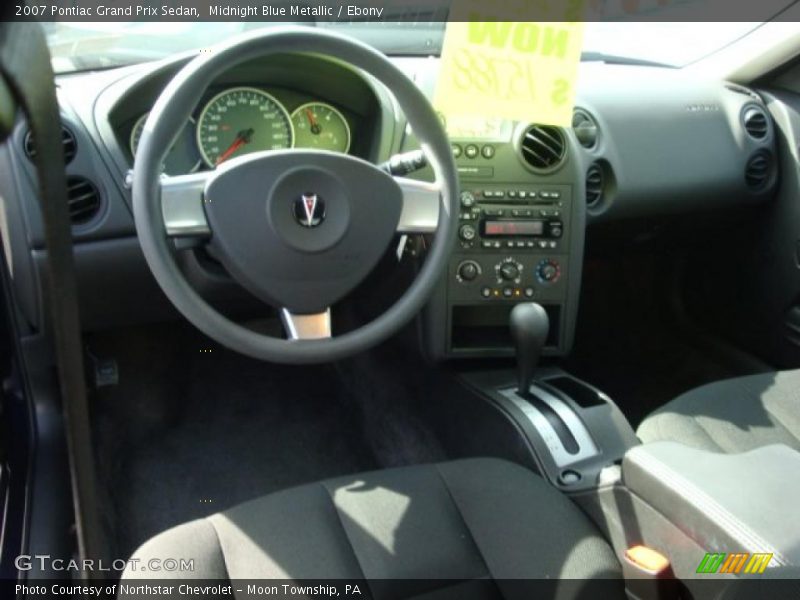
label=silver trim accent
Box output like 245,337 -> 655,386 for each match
500,384 -> 599,467
395,177 -> 440,233
280,308 -> 332,340
161,172 -> 211,237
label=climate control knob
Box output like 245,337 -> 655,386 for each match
536,259 -> 561,284
495,257 -> 523,284
459,224 -> 477,241
460,191 -> 476,208
456,260 -> 481,282
500,263 -> 520,281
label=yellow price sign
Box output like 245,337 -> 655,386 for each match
435,3 -> 585,127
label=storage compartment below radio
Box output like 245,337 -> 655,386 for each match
451,304 -> 561,351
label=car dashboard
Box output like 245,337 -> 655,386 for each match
0,48 -> 779,360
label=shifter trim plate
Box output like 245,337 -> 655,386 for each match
500,385 -> 600,467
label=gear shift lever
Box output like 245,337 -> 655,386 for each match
510,303 -> 550,396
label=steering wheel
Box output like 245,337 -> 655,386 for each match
132,28 -> 458,364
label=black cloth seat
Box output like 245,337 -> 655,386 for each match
123,458 -> 622,596
638,370 -> 800,452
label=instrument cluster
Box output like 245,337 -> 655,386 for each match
128,86 -> 353,175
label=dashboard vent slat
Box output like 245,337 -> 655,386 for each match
24,126 -> 78,165
66,176 -> 101,224
586,163 -> 604,207
573,109 -> 599,149
519,125 -> 566,171
745,151 -> 772,190
743,106 -> 769,140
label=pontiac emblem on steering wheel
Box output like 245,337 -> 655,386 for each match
293,193 -> 326,228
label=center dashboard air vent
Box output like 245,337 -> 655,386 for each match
24,126 -> 78,165
572,109 -> 599,149
745,151 -> 773,190
742,105 -> 769,140
66,176 -> 102,224
586,162 -> 604,207
519,125 -> 566,171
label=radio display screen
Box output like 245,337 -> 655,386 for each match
483,220 -> 544,236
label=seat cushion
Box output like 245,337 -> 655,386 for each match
123,458 -> 622,594
638,370 -> 800,453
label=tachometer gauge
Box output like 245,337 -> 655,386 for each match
129,113 -> 201,175
196,87 -> 293,167
290,102 -> 351,153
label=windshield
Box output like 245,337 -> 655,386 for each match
46,20 -> 765,74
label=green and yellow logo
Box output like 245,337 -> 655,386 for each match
696,552 -> 773,574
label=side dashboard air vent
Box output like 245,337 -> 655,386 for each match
66,176 -> 101,224
24,126 -> 78,164
586,162 -> 604,207
745,151 -> 772,190
572,109 -> 599,149
520,125 -> 566,171
743,106 -> 769,140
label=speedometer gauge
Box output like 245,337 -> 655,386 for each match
196,87 -> 293,167
290,102 -> 351,153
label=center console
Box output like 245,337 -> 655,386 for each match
420,125 -> 585,361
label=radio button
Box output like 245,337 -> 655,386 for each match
481,287 -> 492,298
551,226 -> 563,238
524,287 -> 535,298
481,145 -> 496,159
518,191 -> 528,199
460,191 -> 476,208
464,144 -> 479,159
459,224 -> 477,241
508,190 -> 518,198
502,287 -> 514,298
484,208 -> 504,217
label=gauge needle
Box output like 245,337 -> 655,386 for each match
305,109 -> 322,135
215,128 -> 254,165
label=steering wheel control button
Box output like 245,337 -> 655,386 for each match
464,144 -> 479,159
292,193 -> 326,228
456,260 -> 481,283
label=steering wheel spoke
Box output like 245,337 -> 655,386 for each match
395,177 -> 441,233
160,172 -> 211,238
280,308 -> 332,340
